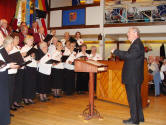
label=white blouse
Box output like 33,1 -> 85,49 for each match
61,39 -> 66,47
76,38 -> 84,46
76,52 -> 90,59
66,51 -> 76,64
20,45 -> 32,53
89,53 -> 102,61
21,45 -> 37,68
8,46 -> 20,74
48,44 -> 56,55
51,50 -> 64,69
64,52 -> 76,70
38,53 -> 52,75
63,47 -> 71,56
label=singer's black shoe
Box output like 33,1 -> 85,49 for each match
10,107 -> 17,111
10,113 -> 14,117
123,118 -> 139,125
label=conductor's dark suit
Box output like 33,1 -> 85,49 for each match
113,38 -> 145,123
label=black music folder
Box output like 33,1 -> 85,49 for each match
45,59 -> 60,64
26,48 -> 38,57
61,56 -> 69,62
19,60 -> 32,67
0,60 -> 6,68
8,52 -> 24,65
74,48 -> 80,53
86,50 -> 91,54
8,52 -> 31,67
61,50 -> 65,53
44,34 -> 53,43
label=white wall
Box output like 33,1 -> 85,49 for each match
86,6 -> 100,25
48,0 -> 166,59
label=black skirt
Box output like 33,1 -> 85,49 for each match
76,72 -> 89,92
64,69 -> 75,95
23,67 -> 37,99
37,72 -> 51,94
51,68 -> 64,89
8,74 -> 16,106
0,71 -> 10,125
13,69 -> 24,103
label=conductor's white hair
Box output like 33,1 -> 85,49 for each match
130,27 -> 140,36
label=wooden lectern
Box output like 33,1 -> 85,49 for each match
75,59 -> 108,120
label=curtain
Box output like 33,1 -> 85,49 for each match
0,0 -> 17,24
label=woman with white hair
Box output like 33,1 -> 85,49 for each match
20,35 -> 38,105
61,32 -> 70,47
89,46 -> 102,61
63,42 -> 77,95
10,33 -> 24,109
76,44 -> 90,94
51,42 -> 64,98
0,36 -> 19,124
37,42 -> 52,102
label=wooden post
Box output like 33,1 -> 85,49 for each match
117,41 -> 120,50
89,72 -> 94,116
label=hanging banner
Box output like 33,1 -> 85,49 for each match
26,0 -> 30,27
21,0 -> 27,23
17,0 -> 22,25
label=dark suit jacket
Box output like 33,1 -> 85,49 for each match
28,28 -> 38,35
33,33 -> 45,45
160,44 -> 165,58
0,27 -> 9,38
113,38 -> 145,85
18,32 -> 25,47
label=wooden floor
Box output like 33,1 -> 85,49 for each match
11,94 -> 166,125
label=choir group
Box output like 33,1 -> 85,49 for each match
0,19 -> 102,125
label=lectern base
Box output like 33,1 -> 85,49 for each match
81,105 -> 103,120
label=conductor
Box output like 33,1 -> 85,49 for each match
112,27 -> 145,125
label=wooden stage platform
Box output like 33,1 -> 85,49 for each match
11,94 -> 166,125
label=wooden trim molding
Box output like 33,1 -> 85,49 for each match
84,40 -> 166,44
104,22 -> 166,27
49,3 -> 100,11
48,25 -> 100,30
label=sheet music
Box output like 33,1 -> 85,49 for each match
86,60 -> 104,66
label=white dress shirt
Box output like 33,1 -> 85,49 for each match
39,33 -> 45,41
1,27 -> 8,36
0,31 -> 4,42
